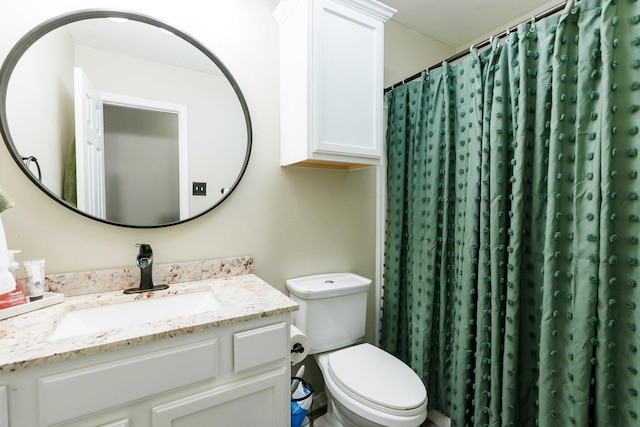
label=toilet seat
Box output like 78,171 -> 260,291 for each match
326,343 -> 427,417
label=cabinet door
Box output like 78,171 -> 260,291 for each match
0,385 -> 8,427
313,0 -> 383,159
57,415 -> 132,427
151,368 -> 289,427
97,419 -> 130,427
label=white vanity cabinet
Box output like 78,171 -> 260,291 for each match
274,0 -> 395,170
1,385 -> 8,427
0,316 -> 290,427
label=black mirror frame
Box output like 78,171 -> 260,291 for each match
0,9 -> 252,228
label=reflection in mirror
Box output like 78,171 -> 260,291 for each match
0,10 -> 251,228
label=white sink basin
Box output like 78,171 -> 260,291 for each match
49,291 -> 220,340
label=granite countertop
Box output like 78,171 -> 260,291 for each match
0,273 -> 298,372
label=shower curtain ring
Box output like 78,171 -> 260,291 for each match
529,16 -> 536,32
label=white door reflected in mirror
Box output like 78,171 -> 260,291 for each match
74,67 -> 106,219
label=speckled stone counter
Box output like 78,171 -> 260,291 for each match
45,256 -> 255,296
0,257 -> 298,372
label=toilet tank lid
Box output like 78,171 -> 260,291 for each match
286,273 -> 371,299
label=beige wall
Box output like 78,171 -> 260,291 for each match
74,45 -> 246,217
384,19 -> 454,89
456,0 -> 561,52
0,1 -> 377,304
6,24 -> 74,196
0,0 -> 458,346
0,0 -> 455,393
0,0 -> 555,400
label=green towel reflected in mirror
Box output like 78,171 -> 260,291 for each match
62,139 -> 77,208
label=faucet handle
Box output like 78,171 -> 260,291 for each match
136,243 -> 153,256
124,243 -> 167,294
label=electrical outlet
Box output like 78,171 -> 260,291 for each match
192,182 -> 207,196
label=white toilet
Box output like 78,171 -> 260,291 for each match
286,273 -> 427,427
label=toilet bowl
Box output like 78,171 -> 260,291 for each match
286,273 -> 428,427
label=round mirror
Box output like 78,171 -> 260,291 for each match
0,9 -> 252,228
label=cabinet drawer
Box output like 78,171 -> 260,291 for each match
233,323 -> 287,373
39,339 -> 218,425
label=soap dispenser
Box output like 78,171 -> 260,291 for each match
0,186 -> 24,308
0,250 -> 26,309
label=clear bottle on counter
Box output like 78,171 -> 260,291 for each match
23,259 -> 45,302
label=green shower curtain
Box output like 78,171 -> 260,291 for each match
381,0 -> 640,425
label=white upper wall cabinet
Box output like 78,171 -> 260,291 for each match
274,0 -> 395,170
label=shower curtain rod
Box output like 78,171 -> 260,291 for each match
383,0 -> 568,93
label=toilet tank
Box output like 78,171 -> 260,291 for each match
286,273 -> 371,354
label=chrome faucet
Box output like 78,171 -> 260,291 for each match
123,243 -> 169,294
